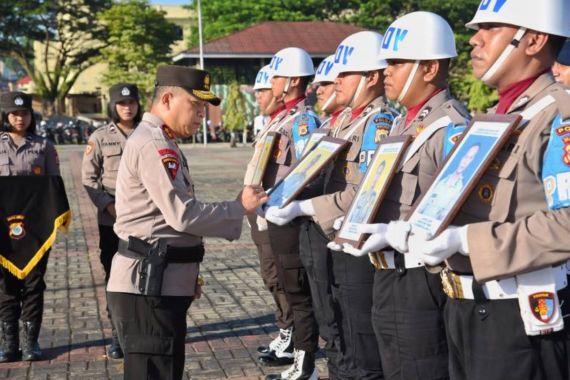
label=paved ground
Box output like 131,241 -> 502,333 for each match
0,144 -> 329,379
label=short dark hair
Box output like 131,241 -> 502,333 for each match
107,99 -> 143,125
297,76 -> 313,91
1,110 -> 36,135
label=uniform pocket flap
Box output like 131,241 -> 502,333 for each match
102,144 -> 122,157
124,334 -> 174,355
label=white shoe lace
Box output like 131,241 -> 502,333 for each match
270,327 -> 293,354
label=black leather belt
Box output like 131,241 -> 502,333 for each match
118,238 -> 204,263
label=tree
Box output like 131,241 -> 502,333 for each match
224,82 -> 247,147
1,0 -> 111,115
97,0 -> 180,99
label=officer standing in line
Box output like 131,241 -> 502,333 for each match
258,47 -> 321,380
0,91 -> 60,362
106,65 -> 267,380
267,31 -> 395,380
552,38 -> 570,86
296,54 -> 348,379
408,2 -> 570,379
338,12 -> 470,380
244,65 -> 294,365
82,83 -> 142,360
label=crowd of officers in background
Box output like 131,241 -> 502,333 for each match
1,1 -> 570,380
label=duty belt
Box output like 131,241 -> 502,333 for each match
369,250 -> 424,270
118,238 -> 205,263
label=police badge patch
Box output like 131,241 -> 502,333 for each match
7,215 -> 26,240
121,87 -> 130,96
14,97 -> 24,106
161,157 -> 179,180
529,292 -> 556,323
32,165 -> 42,175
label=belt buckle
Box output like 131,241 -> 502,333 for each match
369,251 -> 388,270
441,268 -> 464,299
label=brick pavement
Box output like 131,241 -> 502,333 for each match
0,144 -> 329,379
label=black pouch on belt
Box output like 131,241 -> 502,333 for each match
129,237 -> 168,297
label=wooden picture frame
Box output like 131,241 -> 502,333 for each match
407,114 -> 522,238
266,137 -> 349,208
300,129 -> 331,158
334,135 -> 412,248
249,132 -> 278,186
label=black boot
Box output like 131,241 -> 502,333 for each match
0,321 -> 19,363
21,321 -> 41,361
265,349 -> 318,380
107,329 -> 124,359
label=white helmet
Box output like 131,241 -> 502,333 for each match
253,65 -> 274,90
334,31 -> 388,73
269,47 -> 314,77
466,0 -> 570,38
313,55 -> 340,84
380,11 -> 457,61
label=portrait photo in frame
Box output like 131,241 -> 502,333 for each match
266,137 -> 349,208
249,132 -> 278,186
407,114 -> 522,238
334,135 -> 412,248
300,129 -> 331,158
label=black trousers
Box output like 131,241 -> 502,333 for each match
98,224 -> 119,284
248,214 -> 293,330
372,267 -> 448,380
299,220 -> 351,379
267,221 -> 319,353
445,291 -> 569,380
107,292 -> 193,380
331,251 -> 383,380
0,251 -> 50,324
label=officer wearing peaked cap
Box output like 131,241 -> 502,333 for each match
106,65 -> 267,379
82,82 -> 142,360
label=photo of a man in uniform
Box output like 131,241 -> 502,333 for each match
268,153 -> 323,207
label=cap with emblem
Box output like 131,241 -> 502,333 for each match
0,91 -> 33,113
109,83 -> 139,103
155,65 -> 221,106
557,39 -> 570,66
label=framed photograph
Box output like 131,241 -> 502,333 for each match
266,137 -> 349,208
334,136 -> 412,248
249,132 -> 278,186
407,114 -> 522,238
300,129 -> 330,158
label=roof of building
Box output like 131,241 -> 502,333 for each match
173,21 -> 368,61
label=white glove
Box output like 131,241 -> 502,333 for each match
327,241 -> 343,251
385,220 -> 412,253
265,200 -> 315,226
332,216 -> 345,231
408,225 -> 469,266
341,223 -> 388,257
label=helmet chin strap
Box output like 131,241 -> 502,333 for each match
481,27 -> 527,83
321,92 -> 336,113
397,61 -> 420,103
279,77 -> 292,102
348,74 -> 367,108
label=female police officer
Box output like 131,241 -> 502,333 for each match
82,83 -> 142,359
0,91 -> 60,362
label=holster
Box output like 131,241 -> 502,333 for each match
129,237 -> 168,296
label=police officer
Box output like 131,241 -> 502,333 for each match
245,65 -> 294,365
338,12 -> 471,380
408,1 -> 570,379
258,47 -> 321,380
267,31 -> 396,379
0,91 -> 60,362
82,83 -> 142,359
553,38 -> 570,86
106,65 -> 267,380
313,54 -> 344,125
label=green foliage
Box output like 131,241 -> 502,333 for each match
224,81 -> 247,132
1,0 -> 111,114
97,0 -> 180,99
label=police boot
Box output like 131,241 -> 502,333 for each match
0,321 -> 19,363
257,326 -> 293,354
258,328 -> 294,366
265,349 -> 318,380
107,328 -> 124,359
21,321 -> 42,361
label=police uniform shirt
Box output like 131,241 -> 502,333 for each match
262,98 -> 320,188
81,123 -> 131,226
448,73 -> 570,282
311,96 -> 396,235
0,132 -> 60,176
107,113 -> 245,297
376,89 -> 470,224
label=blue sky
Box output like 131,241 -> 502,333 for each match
151,0 -> 190,4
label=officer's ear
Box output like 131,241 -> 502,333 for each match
523,30 -> 550,58
421,60 -> 440,83
289,77 -> 302,89
365,70 -> 382,88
